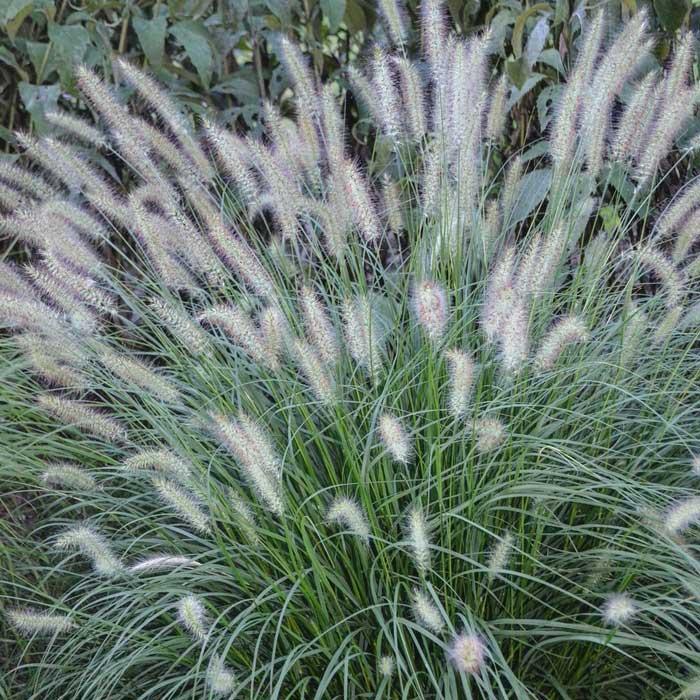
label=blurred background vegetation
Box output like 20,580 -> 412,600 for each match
2,0 -> 700,160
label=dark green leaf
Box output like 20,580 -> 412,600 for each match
510,168 -> 552,225
47,23 -> 92,85
2,0 -> 34,39
133,15 -> 167,68
654,0 -> 689,31
18,81 -> 60,133
344,0 -> 365,33
170,20 -> 213,88
321,0 -> 345,32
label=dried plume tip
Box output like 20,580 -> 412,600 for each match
411,588 -> 444,633
413,280 -> 449,343
406,506 -> 431,575
378,413 -> 412,464
55,525 -> 123,577
37,394 -> 128,443
602,593 -> 637,627
445,348 -> 476,418
326,496 -> 371,543
448,632 -> 487,674
6,608 -> 75,636
177,594 -> 209,641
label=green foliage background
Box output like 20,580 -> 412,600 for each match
2,0 -> 700,155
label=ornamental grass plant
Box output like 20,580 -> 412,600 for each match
1,2 -> 700,698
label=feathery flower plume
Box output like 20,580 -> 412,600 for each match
55,525 -> 123,576
500,157 -> 523,226
381,175 -> 404,235
153,477 -> 210,533
529,225 -> 568,298
421,0 -> 448,89
123,448 -> 192,481
413,280 -> 449,342
378,0 -> 407,45
634,248 -> 684,309
372,47 -> 402,140
341,161 -> 381,242
486,75 -> 509,142
475,417 -> 507,454
420,141 -> 444,216
292,339 -> 335,405
411,589 -> 444,633
664,496 -> 700,535
198,304 -> 279,369
445,348 -> 476,418
619,303 -> 648,367
149,298 -> 211,356
46,110 -> 107,148
326,496 -> 370,543
300,286 -> 339,365
128,555 -> 199,573
177,594 -> 209,641
257,305 -> 289,360
278,36 -> 317,111
229,490 -> 261,545
406,507 -> 431,574
207,653 -> 237,696
42,462 -> 97,491
18,339 -> 89,389
655,180 -> 700,242
653,305 -> 683,345
534,316 -> 589,372
1,257 -> 49,300
6,608 -> 75,635
448,633 -> 486,674
671,209 -> 700,264
487,532 -> 513,581
98,348 -> 180,403
210,413 -> 283,516
481,246 -> 516,342
610,72 -> 658,163
393,58 -> 426,142
379,413 -> 412,464
602,593 -> 636,627
343,296 -> 383,377
0,160 -> 56,200
379,655 -> 395,677
38,395 -> 128,443
320,85 -> 346,168
347,65 -> 374,115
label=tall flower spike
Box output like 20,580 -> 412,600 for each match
534,315 -> 589,372
406,507 -> 431,574
149,298 -> 211,356
45,110 -> 107,148
326,496 -> 370,543
300,286 -> 339,365
378,0 -> 407,45
448,633 -> 486,674
55,525 -> 123,577
292,339 -> 335,405
421,0 -> 448,89
123,448 -> 192,481
393,57 -> 426,142
177,594 -> 209,641
129,555 -> 199,573
486,75 -> 509,142
413,280 -> 449,342
341,161 -> 381,243
42,462 -> 97,491
343,296 -> 383,377
634,247 -> 684,309
445,348 -> 476,418
372,47 -> 402,140
6,608 -> 75,636
278,36 -> 317,112
153,477 -> 210,534
487,532 -> 513,581
381,175 -> 404,235
320,84 -> 346,168
37,395 -> 128,443
411,589 -> 444,633
378,413 -> 412,464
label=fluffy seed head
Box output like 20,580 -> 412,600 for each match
448,632 -> 486,674
411,589 -> 444,633
413,280 -> 449,342
535,315 -> 589,372
177,594 -> 208,641
445,348 -> 476,418
378,413 -> 412,464
487,532 -> 513,580
326,496 -> 370,543
300,286 -> 339,365
123,449 -> 192,481
128,555 -> 200,573
475,417 -> 507,454
292,339 -> 335,405
379,655 -> 395,677
6,608 -> 75,636
41,462 -> 97,491
153,477 -> 210,533
207,653 -> 237,696
343,296 -> 383,377
37,395 -> 128,443
406,507 -> 431,574
55,525 -> 123,577
602,593 -> 637,627
692,454 -> 700,476
664,497 -> 700,536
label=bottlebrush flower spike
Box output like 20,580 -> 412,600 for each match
300,286 -> 339,365
46,110 -> 107,148
487,532 -> 513,581
534,316 -> 589,372
371,47 -> 402,140
379,413 -> 412,464
343,296 -> 383,377
411,589 -> 444,633
340,161 -> 381,243
153,477 -> 210,534
326,496 -> 370,543
393,58 -> 426,142
634,247 -> 684,309
413,280 -> 449,343
406,507 -> 431,574
207,653 -> 237,696
55,524 -> 124,577
378,0 -> 407,45
664,497 -> 700,535
123,448 -> 193,481
177,594 -> 209,641
448,632 -> 487,674
602,593 -> 637,627
149,298 -> 211,356
229,490 -> 261,545
6,608 -> 75,636
41,462 -> 97,491
379,655 -> 395,677
445,348 -> 476,418
37,395 -> 128,443
292,339 -> 335,405
486,75 -> 509,142
474,417 -> 507,454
